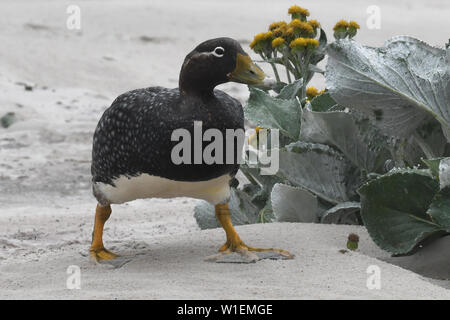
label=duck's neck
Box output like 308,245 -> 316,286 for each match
179,72 -> 216,100
178,56 -> 222,100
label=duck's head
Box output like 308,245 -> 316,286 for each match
179,37 -> 275,95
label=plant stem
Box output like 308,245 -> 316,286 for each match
260,53 -> 280,83
283,56 -> 292,83
270,63 -> 280,83
290,53 -> 302,79
271,52 -> 281,83
240,166 -> 260,187
413,132 -> 436,159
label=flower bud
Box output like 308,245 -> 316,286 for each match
333,20 -> 349,40
288,5 -> 310,21
347,233 -> 359,251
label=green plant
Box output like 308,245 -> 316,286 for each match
196,4 -> 334,228
194,5 -> 450,256
327,36 -> 450,254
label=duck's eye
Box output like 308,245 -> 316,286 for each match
212,46 -> 225,58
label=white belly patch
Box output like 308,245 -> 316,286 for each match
94,173 -> 232,205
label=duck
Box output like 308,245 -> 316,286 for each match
90,37 -> 293,263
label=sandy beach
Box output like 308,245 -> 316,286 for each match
1,0 -> 449,299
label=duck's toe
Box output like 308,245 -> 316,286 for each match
90,247 -> 118,262
205,242 -> 294,263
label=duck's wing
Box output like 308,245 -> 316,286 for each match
91,87 -> 175,185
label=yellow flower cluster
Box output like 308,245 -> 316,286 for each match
289,37 -> 319,50
288,5 -> 310,17
289,19 -> 314,36
333,20 -> 360,39
250,31 -> 273,49
272,37 -> 285,49
308,19 -> 320,30
269,21 -> 287,31
333,19 -> 349,31
272,25 -> 287,37
285,27 -> 295,38
250,5 -> 321,54
349,21 -> 360,29
333,20 -> 360,31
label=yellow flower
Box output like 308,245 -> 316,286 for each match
272,26 -> 287,37
288,5 -> 310,17
306,87 -> 319,99
349,21 -> 360,29
306,87 -> 325,100
306,38 -> 319,49
289,19 -> 314,36
347,21 -> 360,38
269,21 -> 287,31
290,37 -> 318,50
289,37 -> 308,50
250,32 -> 273,49
308,19 -> 320,30
248,126 -> 264,144
272,37 -> 285,48
256,31 -> 273,42
284,26 -> 295,38
333,20 -> 349,31
333,20 -> 350,39
289,38 -> 319,50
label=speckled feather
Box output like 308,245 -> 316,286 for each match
91,87 -> 244,185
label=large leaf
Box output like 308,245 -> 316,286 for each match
271,183 -> 318,223
278,141 -> 354,204
301,93 -> 389,172
326,36 -> 450,141
413,120 -> 449,159
194,188 -> 260,229
320,202 -> 361,225
244,87 -> 301,140
277,78 -> 303,100
358,169 -> 445,255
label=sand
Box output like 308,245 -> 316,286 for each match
2,221 -> 450,300
1,0 -> 450,299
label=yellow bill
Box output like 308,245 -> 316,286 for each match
228,53 -> 276,89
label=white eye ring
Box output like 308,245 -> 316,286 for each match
211,46 -> 225,57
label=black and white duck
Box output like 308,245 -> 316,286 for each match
90,37 -> 292,263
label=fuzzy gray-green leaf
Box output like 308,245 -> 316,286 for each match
301,95 -> 389,172
244,87 -> 301,140
277,78 -> 303,100
271,183 -> 318,223
278,141 -> 353,204
194,188 -> 260,229
326,36 -> 450,141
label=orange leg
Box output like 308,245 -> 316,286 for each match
212,203 -> 293,261
90,204 -> 117,261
